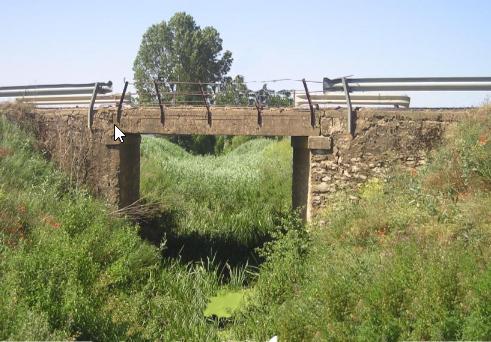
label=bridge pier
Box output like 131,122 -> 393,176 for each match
291,136 -> 332,222
110,134 -> 141,208
291,137 -> 311,221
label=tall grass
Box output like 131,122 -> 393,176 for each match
140,135 -> 292,246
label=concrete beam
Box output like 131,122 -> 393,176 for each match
116,107 -> 320,136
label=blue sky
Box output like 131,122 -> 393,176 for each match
1,0 -> 490,106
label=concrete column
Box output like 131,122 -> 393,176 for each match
118,134 -> 141,208
291,136 -> 333,222
291,136 -> 311,222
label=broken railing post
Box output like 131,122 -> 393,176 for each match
199,81 -> 212,126
302,78 -> 316,128
153,79 -> 165,125
255,95 -> 263,126
87,82 -> 99,130
341,77 -> 355,136
117,80 -> 129,123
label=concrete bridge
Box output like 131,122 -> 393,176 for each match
8,105 -> 469,221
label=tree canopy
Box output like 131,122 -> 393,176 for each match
133,12 -> 233,103
215,75 -> 250,106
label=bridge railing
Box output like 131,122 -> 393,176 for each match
0,82 -> 112,98
0,81 -> 132,107
323,77 -> 491,93
0,81 -> 133,106
323,76 -> 491,136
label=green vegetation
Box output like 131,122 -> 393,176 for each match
140,135 -> 291,248
204,289 -> 249,319
233,109 -> 491,341
0,115 -> 226,340
1,105 -> 490,340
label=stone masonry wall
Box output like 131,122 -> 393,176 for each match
309,108 -> 467,217
5,108 -> 140,208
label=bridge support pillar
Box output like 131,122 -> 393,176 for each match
292,137 -> 311,221
107,134 -> 141,208
292,136 -> 332,222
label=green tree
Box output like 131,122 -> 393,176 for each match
133,12 -> 233,104
215,75 -> 251,106
133,12 -> 233,155
257,84 -> 293,107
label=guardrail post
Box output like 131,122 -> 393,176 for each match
153,80 -> 165,125
341,77 -> 355,136
302,79 -> 316,128
117,81 -> 129,123
199,81 -> 212,126
88,82 -> 99,130
255,95 -> 263,126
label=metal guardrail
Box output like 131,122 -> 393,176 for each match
322,76 -> 491,136
323,77 -> 491,92
0,82 -> 113,97
16,94 -> 131,106
0,81 -> 133,130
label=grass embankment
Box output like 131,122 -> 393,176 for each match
234,109 -> 491,341
0,115 -> 222,340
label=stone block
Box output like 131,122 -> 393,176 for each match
308,136 -> 332,151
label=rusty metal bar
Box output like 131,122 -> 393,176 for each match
117,81 -> 129,123
255,95 -> 263,126
87,83 -> 99,130
302,78 -> 316,128
154,80 -> 165,124
199,81 -> 212,126
341,77 -> 355,136
172,84 -> 176,105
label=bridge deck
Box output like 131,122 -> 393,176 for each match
115,106 -> 319,136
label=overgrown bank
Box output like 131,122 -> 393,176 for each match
0,114 -> 227,340
233,108 -> 491,341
